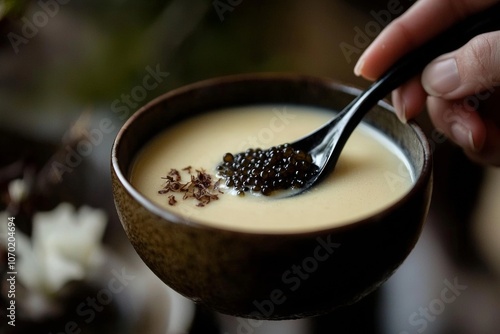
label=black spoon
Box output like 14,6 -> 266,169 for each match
288,2 -> 500,195
217,3 -> 500,197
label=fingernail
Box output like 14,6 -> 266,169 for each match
422,57 -> 460,96
392,90 -> 407,123
354,57 -> 364,77
450,122 -> 475,151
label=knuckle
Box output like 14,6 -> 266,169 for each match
463,35 -> 496,79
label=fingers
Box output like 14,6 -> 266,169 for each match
391,77 -> 427,122
422,31 -> 500,165
427,97 -> 486,152
394,31 -> 500,123
353,0 -> 500,166
427,95 -> 500,166
355,0 -> 499,80
422,32 -> 500,99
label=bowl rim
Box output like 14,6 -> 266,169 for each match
111,72 -> 432,237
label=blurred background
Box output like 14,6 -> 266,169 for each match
1,0 -> 500,333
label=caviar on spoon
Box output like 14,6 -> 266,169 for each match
217,4 -> 500,197
216,144 -> 318,196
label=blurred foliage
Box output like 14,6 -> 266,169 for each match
0,0 -> 211,113
172,1 -> 297,82
67,0 -> 294,102
0,0 -> 28,20
0,0 -> 297,113
0,0 -> 368,124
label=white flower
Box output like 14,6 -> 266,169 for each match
16,202 -> 108,295
8,178 -> 29,203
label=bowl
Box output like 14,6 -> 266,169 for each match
111,73 -> 432,320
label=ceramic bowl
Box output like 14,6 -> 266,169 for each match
111,73 -> 432,320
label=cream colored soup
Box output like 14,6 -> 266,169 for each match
130,105 -> 413,233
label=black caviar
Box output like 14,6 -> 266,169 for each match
216,144 -> 319,196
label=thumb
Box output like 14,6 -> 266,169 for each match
421,31 -> 500,99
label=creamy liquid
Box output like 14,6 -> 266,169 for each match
130,105 -> 413,233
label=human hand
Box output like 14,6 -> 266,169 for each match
354,0 -> 500,166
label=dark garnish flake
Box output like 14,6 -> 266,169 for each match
158,168 -> 223,207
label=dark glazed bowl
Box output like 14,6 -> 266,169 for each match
111,73 -> 432,320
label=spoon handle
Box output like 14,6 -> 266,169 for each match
368,2 -> 500,101
312,2 -> 500,180
324,2 -> 500,160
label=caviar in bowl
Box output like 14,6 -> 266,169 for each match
111,74 -> 432,319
